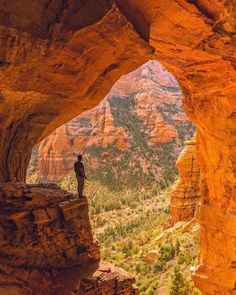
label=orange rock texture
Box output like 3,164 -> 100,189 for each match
0,1 -> 236,294
0,260 -> 138,295
0,182 -> 100,267
36,60 -> 192,182
0,182 -> 137,294
171,136 -> 200,224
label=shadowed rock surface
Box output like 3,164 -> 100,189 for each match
0,183 -> 99,267
0,259 -> 137,295
0,183 -> 138,294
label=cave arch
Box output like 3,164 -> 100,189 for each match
0,1 -> 236,294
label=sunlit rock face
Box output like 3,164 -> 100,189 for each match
171,136 -> 200,224
0,1 -> 236,294
35,61 -> 194,184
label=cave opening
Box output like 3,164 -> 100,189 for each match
27,60 -> 200,294
1,1 -> 235,294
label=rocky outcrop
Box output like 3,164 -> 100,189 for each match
0,260 -> 138,295
0,183 -> 137,294
35,61 -> 193,183
171,136 -> 201,224
0,182 -> 100,268
0,1 -> 236,294
148,114 -> 178,145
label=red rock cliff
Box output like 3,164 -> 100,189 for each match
36,61 -> 193,183
171,136 -> 200,224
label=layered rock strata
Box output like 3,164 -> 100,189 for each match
171,136 -> 200,224
0,182 -> 99,267
0,183 -> 137,294
0,260 -> 137,295
0,1 -> 236,294
192,131 -> 236,294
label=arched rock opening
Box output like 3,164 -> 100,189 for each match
0,1 -> 236,294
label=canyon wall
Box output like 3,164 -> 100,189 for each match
0,1 -> 236,294
35,60 -> 194,188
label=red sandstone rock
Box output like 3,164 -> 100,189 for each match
149,113 -> 178,145
0,260 -> 138,295
0,183 -> 138,294
0,183 -> 100,268
37,97 -> 130,180
171,136 -> 200,224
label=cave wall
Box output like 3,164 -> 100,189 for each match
0,1 -> 236,294
0,1 -> 152,182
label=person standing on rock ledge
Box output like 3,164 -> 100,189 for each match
74,154 -> 87,199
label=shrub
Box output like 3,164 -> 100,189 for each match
153,260 -> 166,272
153,243 -> 176,273
175,239 -> 181,256
169,266 -> 190,295
96,216 -> 106,227
159,243 -> 176,262
178,251 -> 195,266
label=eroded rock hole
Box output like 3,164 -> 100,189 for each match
27,60 -> 200,294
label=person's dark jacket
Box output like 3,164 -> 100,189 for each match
74,161 -> 86,178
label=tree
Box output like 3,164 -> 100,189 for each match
169,266 -> 190,295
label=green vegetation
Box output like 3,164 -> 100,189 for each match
77,117 -> 91,128
169,266 -> 190,295
27,145 -> 39,183
61,176 -> 200,294
61,173 -> 162,216
80,94 -> 194,191
153,243 -> 176,272
29,86 -> 197,294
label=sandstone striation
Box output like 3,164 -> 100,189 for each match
0,258 -> 137,295
0,1 -> 236,294
171,136 -> 201,224
0,183 -> 137,294
0,182 -> 100,268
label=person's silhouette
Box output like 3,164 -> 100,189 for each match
74,155 -> 87,198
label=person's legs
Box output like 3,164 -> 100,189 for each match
77,177 -> 84,198
77,177 -> 80,196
